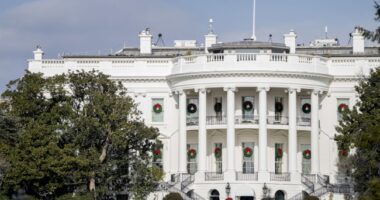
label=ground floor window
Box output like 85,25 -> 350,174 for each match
242,142 -> 254,173
187,144 -> 198,174
301,144 -> 311,174
275,143 -> 283,174
214,143 -> 223,174
152,142 -> 163,169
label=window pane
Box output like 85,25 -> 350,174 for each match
152,98 -> 164,122
242,142 -> 254,174
275,143 -> 283,174
301,144 -> 311,174
215,143 -> 223,174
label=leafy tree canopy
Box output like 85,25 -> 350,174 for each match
0,70 -> 162,199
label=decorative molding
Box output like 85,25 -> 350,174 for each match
112,76 -> 167,83
256,86 -> 270,92
223,86 -> 237,92
167,71 -> 333,83
194,88 -> 207,93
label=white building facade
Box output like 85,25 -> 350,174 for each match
27,26 -> 379,200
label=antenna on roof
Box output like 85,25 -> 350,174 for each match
251,0 -> 257,40
325,26 -> 328,39
208,18 -> 214,34
155,33 -> 166,46
268,34 -> 272,42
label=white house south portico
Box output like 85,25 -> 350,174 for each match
26,3 -> 377,197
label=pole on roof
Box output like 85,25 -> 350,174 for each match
251,0 -> 257,41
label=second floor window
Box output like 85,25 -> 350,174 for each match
152,98 -> 164,122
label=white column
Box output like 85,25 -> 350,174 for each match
224,87 -> 236,173
258,87 -> 269,173
288,88 -> 298,174
197,88 -> 207,173
178,91 -> 187,173
311,90 -> 320,174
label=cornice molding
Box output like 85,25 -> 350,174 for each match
167,71 -> 333,83
111,76 -> 167,83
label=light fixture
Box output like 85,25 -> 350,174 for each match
262,183 -> 268,198
225,182 -> 231,197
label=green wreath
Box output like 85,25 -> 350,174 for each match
214,102 -> 222,112
276,148 -> 283,158
243,147 -> 253,158
187,149 -> 197,159
153,103 -> 163,113
153,149 -> 162,159
243,101 -> 253,111
187,103 -> 197,114
214,147 -> 222,159
302,103 -> 311,114
303,149 -> 311,159
338,103 -> 348,113
275,102 -> 283,113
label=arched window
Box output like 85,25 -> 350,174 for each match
210,189 -> 220,200
275,190 -> 285,200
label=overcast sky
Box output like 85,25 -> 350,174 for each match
0,0 -> 378,92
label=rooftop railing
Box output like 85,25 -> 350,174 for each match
206,116 -> 227,125
172,53 -> 330,75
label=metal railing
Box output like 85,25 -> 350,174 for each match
236,172 -> 258,181
206,116 -> 227,125
181,174 -> 194,191
302,174 -> 315,192
205,172 -> 224,181
317,174 -> 330,185
235,115 -> 259,125
297,117 -> 311,126
267,116 -> 289,125
302,173 -> 317,183
270,172 -> 291,181
186,117 -> 199,126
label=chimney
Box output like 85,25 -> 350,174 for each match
352,26 -> 364,54
139,28 -> 152,54
33,46 -> 44,60
204,19 -> 217,53
284,30 -> 297,54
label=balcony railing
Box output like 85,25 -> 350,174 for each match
206,116 -> 227,125
205,172 -> 224,181
297,117 -> 311,126
236,172 -> 258,181
186,115 -> 311,127
186,117 -> 199,126
267,116 -> 289,125
172,53 -> 330,75
235,115 -> 259,125
270,172 -> 291,182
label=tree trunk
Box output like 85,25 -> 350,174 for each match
88,137 -> 110,198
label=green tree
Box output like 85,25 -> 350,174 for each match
0,71 -> 162,199
335,2 -> 380,200
361,2 -> 380,43
335,68 -> 380,200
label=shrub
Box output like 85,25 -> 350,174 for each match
163,192 -> 183,200
304,196 -> 319,200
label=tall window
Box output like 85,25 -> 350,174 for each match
187,144 -> 198,174
214,97 -> 223,118
300,98 -> 311,124
337,98 -> 349,121
242,96 -> 254,121
275,143 -> 283,174
274,97 -> 283,122
214,143 -> 223,174
152,98 -> 164,122
187,98 -> 199,125
242,142 -> 254,174
152,142 -> 163,169
301,144 -> 311,174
